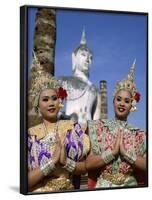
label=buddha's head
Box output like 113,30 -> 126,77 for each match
72,29 -> 93,76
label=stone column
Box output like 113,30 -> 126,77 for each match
100,80 -> 108,119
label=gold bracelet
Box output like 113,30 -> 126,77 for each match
123,151 -> 137,165
40,160 -> 55,176
102,149 -> 115,164
63,158 -> 76,173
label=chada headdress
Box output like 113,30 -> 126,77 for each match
113,59 -> 141,112
28,51 -> 67,113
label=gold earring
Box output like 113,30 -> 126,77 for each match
130,106 -> 137,112
37,108 -> 42,117
59,103 -> 64,108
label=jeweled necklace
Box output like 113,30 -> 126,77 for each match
114,118 -> 128,128
42,120 -> 59,134
41,120 -> 59,145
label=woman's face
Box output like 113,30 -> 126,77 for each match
38,89 -> 60,121
114,89 -> 132,120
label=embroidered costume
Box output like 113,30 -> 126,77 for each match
27,53 -> 91,192
88,118 -> 146,187
87,59 -> 146,188
28,120 -> 90,192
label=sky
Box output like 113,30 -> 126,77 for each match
28,7 -> 147,129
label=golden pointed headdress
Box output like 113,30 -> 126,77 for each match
113,59 -> 141,111
28,52 -> 67,112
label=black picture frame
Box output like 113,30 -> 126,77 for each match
20,5 -> 148,195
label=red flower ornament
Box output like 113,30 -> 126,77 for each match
58,87 -> 67,100
134,92 -> 141,102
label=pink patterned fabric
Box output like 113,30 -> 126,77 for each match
89,119 -> 146,175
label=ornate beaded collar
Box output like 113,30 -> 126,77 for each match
102,119 -> 139,136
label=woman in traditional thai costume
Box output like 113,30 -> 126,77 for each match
86,60 -> 147,188
28,72 -> 90,193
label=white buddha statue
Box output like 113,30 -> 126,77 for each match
58,30 -> 101,129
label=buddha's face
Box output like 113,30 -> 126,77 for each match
113,89 -> 132,121
74,49 -> 92,73
38,89 -> 60,121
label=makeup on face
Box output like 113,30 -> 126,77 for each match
38,89 -> 60,121
114,90 -> 132,120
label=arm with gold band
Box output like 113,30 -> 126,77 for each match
28,154 -> 59,191
133,154 -> 146,171
62,157 -> 87,175
85,135 -> 121,170
121,129 -> 146,170
61,131 -> 90,175
123,152 -> 146,170
28,132 -> 60,190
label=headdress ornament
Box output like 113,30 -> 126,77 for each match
29,52 -> 67,112
113,59 -> 141,112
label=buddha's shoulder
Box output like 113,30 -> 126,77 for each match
58,76 -> 88,88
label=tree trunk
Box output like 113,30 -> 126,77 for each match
28,8 -> 56,128
33,8 -> 56,75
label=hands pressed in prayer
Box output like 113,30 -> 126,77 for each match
112,129 -> 126,157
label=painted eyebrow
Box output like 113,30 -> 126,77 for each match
117,96 -> 131,100
41,96 -> 49,98
116,96 -> 131,100
42,94 -> 57,98
41,95 -> 57,98
124,97 -> 131,101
